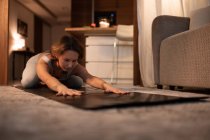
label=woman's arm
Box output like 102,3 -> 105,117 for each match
36,58 -> 82,96
73,64 -> 127,94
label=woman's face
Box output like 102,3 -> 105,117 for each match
57,50 -> 79,71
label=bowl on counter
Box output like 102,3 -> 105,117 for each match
99,18 -> 110,28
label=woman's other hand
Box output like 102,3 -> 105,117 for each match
56,84 -> 82,96
103,83 -> 128,94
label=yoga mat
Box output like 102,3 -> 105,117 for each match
14,85 -> 209,110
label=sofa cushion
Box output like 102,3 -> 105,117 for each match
190,6 -> 210,30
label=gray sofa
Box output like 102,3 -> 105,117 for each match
152,6 -> 210,89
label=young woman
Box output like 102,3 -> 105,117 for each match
21,35 -> 127,96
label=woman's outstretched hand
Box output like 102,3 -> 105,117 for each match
103,83 -> 128,94
56,84 -> 82,96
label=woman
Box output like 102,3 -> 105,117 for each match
21,35 -> 127,96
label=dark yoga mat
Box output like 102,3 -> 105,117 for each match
14,85 -> 209,110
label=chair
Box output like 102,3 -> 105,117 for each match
152,6 -> 210,89
110,25 -> 134,84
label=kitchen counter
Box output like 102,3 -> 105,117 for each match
65,27 -> 117,36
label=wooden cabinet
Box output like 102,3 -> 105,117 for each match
95,0 -> 133,25
117,0 -> 134,25
71,0 -> 133,27
71,0 -> 92,27
94,0 -> 117,11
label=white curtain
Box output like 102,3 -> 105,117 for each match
137,0 -> 210,87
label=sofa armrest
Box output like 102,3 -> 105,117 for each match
152,15 -> 190,84
160,24 -> 210,88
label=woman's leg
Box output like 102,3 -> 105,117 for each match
21,54 -> 41,88
64,75 -> 83,89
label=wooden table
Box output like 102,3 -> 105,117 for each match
12,50 -> 35,80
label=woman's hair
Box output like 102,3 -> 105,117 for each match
50,35 -> 83,59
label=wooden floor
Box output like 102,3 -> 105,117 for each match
0,85 -> 210,140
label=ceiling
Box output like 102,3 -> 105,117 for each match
17,0 -> 72,25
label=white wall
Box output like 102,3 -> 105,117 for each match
9,0 -> 34,52
9,0 -> 35,81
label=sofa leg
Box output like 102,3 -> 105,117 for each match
157,84 -> 163,89
169,86 -> 175,90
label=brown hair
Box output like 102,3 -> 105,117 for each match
50,35 -> 83,59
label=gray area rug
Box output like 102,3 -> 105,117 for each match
0,86 -> 210,140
